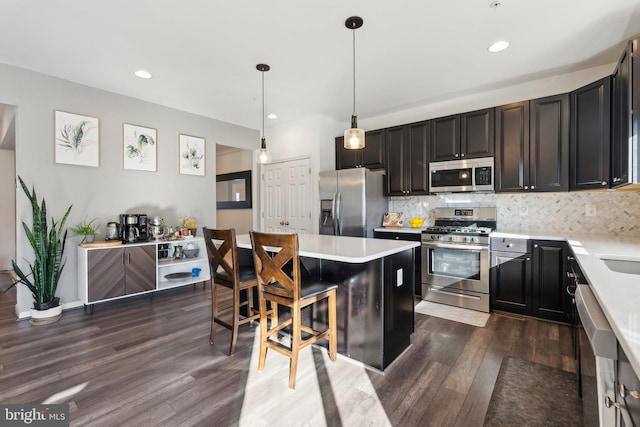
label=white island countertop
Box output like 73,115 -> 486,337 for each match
493,231 -> 640,378
236,233 -> 419,263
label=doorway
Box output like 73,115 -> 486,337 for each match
215,143 -> 254,234
0,103 -> 16,271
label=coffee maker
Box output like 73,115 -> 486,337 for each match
120,214 -> 148,243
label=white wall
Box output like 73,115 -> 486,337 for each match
359,63 -> 615,131
0,149 -> 15,270
215,147 -> 254,234
0,63 -> 258,317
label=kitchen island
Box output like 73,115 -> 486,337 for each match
236,233 -> 419,371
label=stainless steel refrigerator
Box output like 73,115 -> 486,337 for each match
318,168 -> 387,238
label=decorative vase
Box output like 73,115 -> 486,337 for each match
85,234 -> 95,243
189,228 -> 197,237
30,297 -> 62,325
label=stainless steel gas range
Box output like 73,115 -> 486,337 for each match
421,207 -> 497,313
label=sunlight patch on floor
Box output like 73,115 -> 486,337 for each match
239,331 -> 392,426
42,382 -> 89,404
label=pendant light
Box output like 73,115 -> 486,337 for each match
256,63 -> 271,164
344,16 -> 365,150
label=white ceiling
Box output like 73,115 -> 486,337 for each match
1,1 -> 639,132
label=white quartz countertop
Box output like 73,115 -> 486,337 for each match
493,230 -> 640,377
236,233 -> 419,263
374,227 -> 425,234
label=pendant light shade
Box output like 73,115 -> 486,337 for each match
344,16 -> 365,150
256,63 -> 271,164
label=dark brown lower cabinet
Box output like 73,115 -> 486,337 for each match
87,245 -> 156,302
490,248 -> 532,315
490,239 -> 569,322
531,240 -> 567,322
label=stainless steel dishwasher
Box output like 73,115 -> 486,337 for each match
576,284 -> 618,427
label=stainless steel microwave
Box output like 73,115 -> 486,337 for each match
429,157 -> 494,193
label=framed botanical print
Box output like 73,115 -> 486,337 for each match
123,123 -> 157,171
54,110 -> 100,167
179,134 -> 205,176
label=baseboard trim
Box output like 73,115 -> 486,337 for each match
16,299 -> 85,320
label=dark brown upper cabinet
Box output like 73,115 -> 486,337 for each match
611,39 -> 636,188
529,94 -> 570,192
431,108 -> 494,161
335,129 -> 386,170
385,121 -> 430,196
570,77 -> 611,191
495,101 -> 530,192
462,108 -> 495,158
495,94 -> 569,192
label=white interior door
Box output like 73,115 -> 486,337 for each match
261,157 -> 312,234
284,158 -> 312,234
263,162 -> 286,232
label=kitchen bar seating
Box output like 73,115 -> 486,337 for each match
250,231 -> 338,389
203,227 -> 267,355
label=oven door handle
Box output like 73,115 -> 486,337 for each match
422,242 -> 488,251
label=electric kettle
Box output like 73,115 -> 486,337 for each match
105,222 -> 120,240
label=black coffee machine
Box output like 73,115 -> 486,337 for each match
120,214 -> 148,243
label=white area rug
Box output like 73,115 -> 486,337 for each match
415,300 -> 490,327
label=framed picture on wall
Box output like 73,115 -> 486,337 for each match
179,134 -> 205,176
123,123 -> 157,171
54,110 -> 100,167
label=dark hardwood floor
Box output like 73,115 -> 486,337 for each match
0,271 -> 576,426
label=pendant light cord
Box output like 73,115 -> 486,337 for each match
261,70 -> 265,139
352,25 -> 356,114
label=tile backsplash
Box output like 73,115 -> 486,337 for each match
389,191 -> 640,236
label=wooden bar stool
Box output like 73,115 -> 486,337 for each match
204,227 -> 264,355
250,231 -> 338,389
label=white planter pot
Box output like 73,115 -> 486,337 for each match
30,305 -> 63,325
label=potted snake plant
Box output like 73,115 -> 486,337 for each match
8,176 -> 72,324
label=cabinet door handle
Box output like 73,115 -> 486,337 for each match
524,185 -> 529,190
613,177 -> 621,182
526,257 -> 531,261
601,181 -> 608,186
455,153 -> 459,158
128,253 -> 131,264
620,383 -> 640,399
534,244 -> 539,248
461,153 -> 465,157
531,185 -> 535,190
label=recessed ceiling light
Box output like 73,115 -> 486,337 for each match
488,40 -> 510,53
134,70 -> 152,79
267,113 -> 278,119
